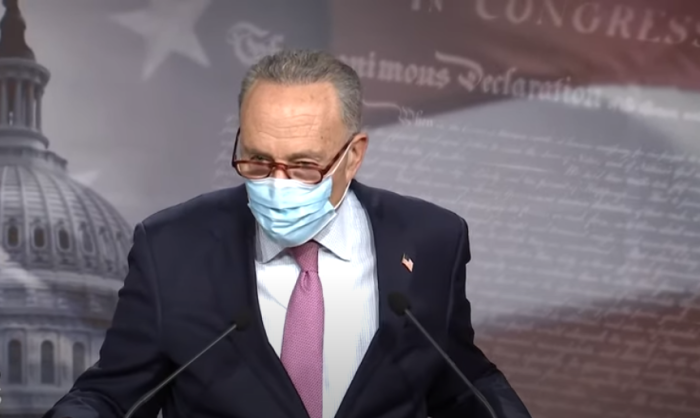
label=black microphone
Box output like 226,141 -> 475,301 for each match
124,311 -> 251,418
388,293 -> 498,418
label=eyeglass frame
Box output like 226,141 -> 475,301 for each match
231,128 -> 358,185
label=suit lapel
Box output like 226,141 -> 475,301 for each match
335,181 -> 414,418
206,186 -> 308,418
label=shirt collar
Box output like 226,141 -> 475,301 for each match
255,190 -> 357,263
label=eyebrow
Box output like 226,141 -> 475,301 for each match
242,147 -> 326,162
286,150 -> 326,161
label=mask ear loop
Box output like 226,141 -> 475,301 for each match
334,182 -> 351,210
326,140 -> 354,209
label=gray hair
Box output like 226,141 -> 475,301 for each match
238,49 -> 363,134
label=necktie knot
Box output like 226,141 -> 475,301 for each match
289,240 -> 319,272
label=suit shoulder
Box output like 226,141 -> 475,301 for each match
140,186 -> 245,234
375,187 -> 467,231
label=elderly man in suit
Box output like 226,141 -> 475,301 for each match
45,49 -> 531,418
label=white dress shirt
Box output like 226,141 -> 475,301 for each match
255,190 -> 379,418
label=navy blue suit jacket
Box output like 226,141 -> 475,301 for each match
45,181 -> 531,418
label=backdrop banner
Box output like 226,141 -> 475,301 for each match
331,1 -> 700,417
0,1 -> 698,418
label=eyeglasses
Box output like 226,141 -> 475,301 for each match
231,129 -> 356,184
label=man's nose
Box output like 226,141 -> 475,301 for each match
271,167 -> 289,179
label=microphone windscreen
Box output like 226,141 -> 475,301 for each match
234,311 -> 251,330
388,292 -> 410,316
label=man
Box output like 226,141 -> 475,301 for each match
46,49 -> 531,418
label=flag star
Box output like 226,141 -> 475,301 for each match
111,0 -> 211,80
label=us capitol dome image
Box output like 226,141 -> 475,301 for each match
0,1 -> 132,417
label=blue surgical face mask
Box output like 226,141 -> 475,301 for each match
245,157 -> 349,248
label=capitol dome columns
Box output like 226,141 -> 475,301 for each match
0,0 -> 48,137
0,70 -> 43,130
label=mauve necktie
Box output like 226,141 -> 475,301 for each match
281,240 -> 324,418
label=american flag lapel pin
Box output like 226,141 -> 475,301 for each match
401,254 -> 414,272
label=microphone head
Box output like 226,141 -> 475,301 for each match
234,311 -> 251,330
388,292 -> 410,316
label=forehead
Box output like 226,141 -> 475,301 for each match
240,81 -> 343,141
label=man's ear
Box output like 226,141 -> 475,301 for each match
346,133 -> 368,179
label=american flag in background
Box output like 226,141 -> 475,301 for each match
21,0 -> 328,224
